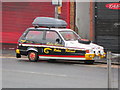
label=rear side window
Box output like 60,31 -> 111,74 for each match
25,30 -> 44,43
46,31 -> 60,41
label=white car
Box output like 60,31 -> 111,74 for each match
16,17 -> 106,64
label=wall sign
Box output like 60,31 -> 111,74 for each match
52,0 -> 62,6
106,3 -> 120,10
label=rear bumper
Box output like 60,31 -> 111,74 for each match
16,53 -> 21,58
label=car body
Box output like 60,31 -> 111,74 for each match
16,17 -> 106,64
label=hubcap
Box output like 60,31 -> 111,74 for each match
30,52 -> 36,60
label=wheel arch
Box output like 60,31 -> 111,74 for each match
27,47 -> 38,54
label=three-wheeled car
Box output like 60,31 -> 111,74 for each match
16,17 -> 106,64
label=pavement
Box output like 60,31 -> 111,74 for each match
1,49 -> 120,65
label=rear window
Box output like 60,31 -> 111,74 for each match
25,30 -> 44,43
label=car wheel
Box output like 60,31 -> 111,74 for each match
28,51 -> 39,62
84,60 -> 94,64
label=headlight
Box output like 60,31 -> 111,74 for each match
100,50 -> 104,55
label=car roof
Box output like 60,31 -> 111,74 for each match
28,27 -> 73,32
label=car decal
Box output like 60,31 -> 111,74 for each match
44,48 -> 52,54
39,55 -> 85,58
21,43 -> 85,51
39,55 -> 85,60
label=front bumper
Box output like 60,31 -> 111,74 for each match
85,53 -> 106,60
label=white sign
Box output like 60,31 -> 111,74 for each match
52,0 -> 62,6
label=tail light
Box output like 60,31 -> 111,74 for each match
86,50 -> 89,53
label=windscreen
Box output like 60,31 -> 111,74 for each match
60,31 -> 80,41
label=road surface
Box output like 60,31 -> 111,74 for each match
1,56 -> 119,88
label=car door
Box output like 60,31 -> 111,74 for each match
45,30 -> 64,45
42,30 -> 64,55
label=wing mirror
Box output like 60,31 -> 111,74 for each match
56,38 -> 61,44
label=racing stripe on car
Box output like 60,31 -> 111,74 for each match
39,55 -> 85,58
21,44 -> 85,50
38,55 -> 86,60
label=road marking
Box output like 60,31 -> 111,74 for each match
0,56 -> 15,58
3,69 -> 68,77
0,56 -> 27,59
0,57 -> 16,58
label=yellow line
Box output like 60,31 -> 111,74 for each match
0,56 -> 27,59
0,56 -> 15,58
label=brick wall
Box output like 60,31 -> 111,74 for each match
2,2 -> 70,44
70,2 -> 75,31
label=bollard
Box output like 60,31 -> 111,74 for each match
107,51 -> 112,89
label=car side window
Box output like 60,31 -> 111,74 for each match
25,30 -> 44,43
45,31 -> 62,44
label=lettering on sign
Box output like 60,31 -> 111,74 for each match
106,3 -> 120,10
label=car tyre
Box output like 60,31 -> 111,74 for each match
28,51 -> 39,62
84,60 -> 94,64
